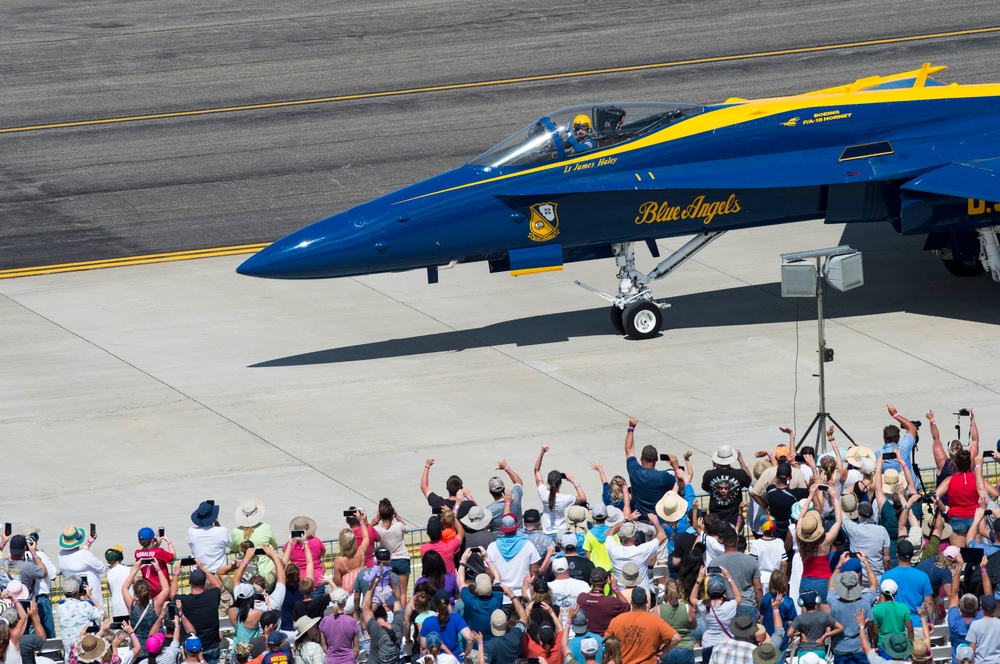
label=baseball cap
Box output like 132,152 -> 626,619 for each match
580,638 -> 600,656
488,477 -> 505,493
618,522 -> 637,540
707,576 -> 727,597
426,518 -> 443,540
774,445 -> 791,461
331,588 -> 350,604
490,609 -> 507,636
943,546 -> 961,561
234,583 -> 254,600
425,632 -> 443,649
590,568 -> 608,584
857,502 -> 874,520
184,635 -> 203,653
776,463 -> 792,478
8,535 -> 26,556
62,577 -> 81,595
374,547 -> 391,562
880,579 -> 898,596
499,514 -> 518,534
146,633 -> 166,655
981,594 -> 998,612
560,533 -> 578,549
591,504 -> 608,520
523,509 -> 541,524
137,527 -> 156,541
551,557 -> 569,573
571,609 -> 588,635
957,645 -> 974,662
475,574 -> 493,597
188,569 -> 207,587
896,540 -> 915,559
267,632 -> 286,647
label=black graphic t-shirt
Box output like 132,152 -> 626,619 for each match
701,468 -> 752,525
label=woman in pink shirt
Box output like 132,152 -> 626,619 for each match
284,516 -> 325,584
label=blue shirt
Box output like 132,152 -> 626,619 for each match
827,588 -> 876,655
569,633 -> 604,663
947,605 -> 983,659
459,587 -> 503,641
760,593 -> 797,650
421,613 -> 469,657
626,457 -> 676,516
877,432 -> 918,488
880,566 -> 932,627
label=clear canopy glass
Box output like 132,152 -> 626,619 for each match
469,103 -> 704,169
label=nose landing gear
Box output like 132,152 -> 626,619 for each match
576,232 -> 725,339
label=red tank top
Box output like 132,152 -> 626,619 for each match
948,471 -> 979,518
801,554 -> 833,579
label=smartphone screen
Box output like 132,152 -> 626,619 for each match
158,527 -> 165,537
291,530 -> 305,538
254,548 -> 266,556
85,626 -> 100,634
883,452 -> 897,461
3,523 -> 10,537
90,523 -> 97,538
180,557 -> 196,566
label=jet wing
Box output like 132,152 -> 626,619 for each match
900,159 -> 1000,202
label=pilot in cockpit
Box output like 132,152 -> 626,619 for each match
565,114 -> 598,154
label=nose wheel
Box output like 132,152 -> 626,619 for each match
622,301 -> 663,339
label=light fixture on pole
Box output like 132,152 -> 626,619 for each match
780,245 -> 864,454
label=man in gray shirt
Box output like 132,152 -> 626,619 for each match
486,459 -> 524,536
362,577 -> 404,664
709,525 -> 761,612
839,502 -> 890,584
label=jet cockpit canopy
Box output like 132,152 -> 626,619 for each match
469,102 -> 704,170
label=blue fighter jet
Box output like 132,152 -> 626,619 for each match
238,64 -> 1000,339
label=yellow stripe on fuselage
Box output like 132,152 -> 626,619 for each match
401,78 -> 1000,203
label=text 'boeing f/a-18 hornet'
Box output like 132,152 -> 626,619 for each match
238,64 -> 1000,339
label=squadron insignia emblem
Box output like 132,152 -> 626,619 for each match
528,202 -> 560,242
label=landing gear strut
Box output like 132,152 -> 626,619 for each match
577,232 -> 725,338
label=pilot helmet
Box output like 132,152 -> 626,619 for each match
572,114 -> 592,130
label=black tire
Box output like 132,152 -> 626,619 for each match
623,301 -> 662,339
609,305 -> 626,335
942,258 -> 985,277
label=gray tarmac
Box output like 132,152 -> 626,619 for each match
2,1 -> 1000,550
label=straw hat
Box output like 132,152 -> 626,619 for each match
655,492 -> 688,523
234,498 -> 266,528
845,446 -> 875,468
881,469 -> 902,493
75,635 -> 109,663
289,516 -> 317,538
751,460 -> 770,482
797,510 -> 825,543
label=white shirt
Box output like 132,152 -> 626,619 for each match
58,548 -> 108,604
605,539 -> 659,590
35,549 -> 58,594
700,534 -> 726,566
548,577 -> 591,610
487,539 -> 541,599
186,525 -> 231,572
107,563 -> 132,617
536,484 -> 577,535
748,538 -> 787,587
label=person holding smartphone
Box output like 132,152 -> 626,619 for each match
134,527 -> 176,600
187,500 -> 229,574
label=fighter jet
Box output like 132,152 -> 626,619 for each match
238,64 -> 1000,339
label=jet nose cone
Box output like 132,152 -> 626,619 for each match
236,216 -> 372,279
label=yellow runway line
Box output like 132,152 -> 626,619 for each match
2,26 -> 998,135
0,244 -> 268,279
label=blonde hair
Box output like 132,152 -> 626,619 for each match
338,529 -> 357,559
603,636 -> 623,664
662,579 -> 681,606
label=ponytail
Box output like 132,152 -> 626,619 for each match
548,484 -> 557,512
435,597 -> 451,631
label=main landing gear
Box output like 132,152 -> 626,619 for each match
936,226 -> 1000,281
576,232 -> 725,339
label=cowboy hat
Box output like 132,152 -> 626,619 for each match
845,446 -> 875,468
294,615 -> 322,641
289,516 -> 317,538
75,635 -> 109,663
712,445 -> 738,467
655,492 -> 688,523
797,510 -> 825,543
234,498 -> 266,528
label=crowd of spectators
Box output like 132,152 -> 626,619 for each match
1,407 -> 999,664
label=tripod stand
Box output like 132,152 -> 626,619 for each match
794,252 -> 855,454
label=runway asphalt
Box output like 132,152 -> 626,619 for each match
3,1 -> 1000,549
